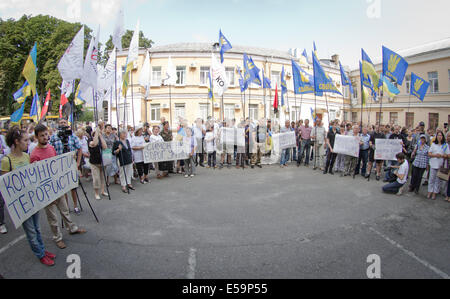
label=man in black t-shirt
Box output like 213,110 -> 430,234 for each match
324,121 -> 339,175
367,125 -> 386,180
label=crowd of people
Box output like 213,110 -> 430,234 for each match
0,115 -> 449,267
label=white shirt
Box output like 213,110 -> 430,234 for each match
193,125 -> 205,139
150,134 -> 164,143
205,131 -> 216,153
131,136 -> 146,163
80,136 -> 89,154
429,143 -> 450,169
397,160 -> 409,184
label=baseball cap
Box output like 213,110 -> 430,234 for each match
419,122 -> 425,127
419,134 -> 427,139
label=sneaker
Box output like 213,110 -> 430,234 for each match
0,224 -> 7,234
45,251 -> 56,260
190,174 -> 195,177
40,256 -> 55,266
185,175 -> 189,178
74,208 -> 81,215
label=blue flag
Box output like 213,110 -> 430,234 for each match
361,49 -> 377,93
219,30 -> 232,64
410,72 -> 430,102
237,67 -> 248,92
292,59 -> 314,95
382,46 -> 409,85
281,66 -> 287,106
262,68 -> 271,89
29,91 -> 39,118
312,51 -> 342,95
11,100 -> 27,124
208,71 -> 215,100
339,62 -> 353,97
243,53 -> 261,86
13,80 -> 32,104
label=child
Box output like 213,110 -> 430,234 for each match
205,125 -> 216,168
183,127 -> 197,178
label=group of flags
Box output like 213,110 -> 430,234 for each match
10,16 -> 432,126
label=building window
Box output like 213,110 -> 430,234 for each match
175,104 -> 186,119
151,104 -> 160,122
199,104 -> 208,120
151,66 -> 161,86
200,67 -> 210,86
344,111 -> 349,121
351,112 -> 357,122
343,86 -> 349,98
176,66 -> 186,86
249,104 -> 258,121
225,67 -> 235,86
290,107 -> 299,122
271,71 -> 280,89
224,104 -> 235,120
390,112 -> 398,125
376,112 -> 383,124
352,83 -> 358,99
428,71 -> 439,93
406,112 -> 414,128
429,113 -> 439,130
405,74 -> 411,94
119,103 -> 131,124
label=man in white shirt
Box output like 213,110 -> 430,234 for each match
382,152 -> 409,195
311,120 -> 327,170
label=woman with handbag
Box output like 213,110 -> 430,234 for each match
89,126 -> 108,200
131,126 -> 151,184
427,131 -> 450,200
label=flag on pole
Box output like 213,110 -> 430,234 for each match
22,42 -> 37,97
339,62 -> 354,97
211,53 -> 229,97
410,72 -> 430,102
361,48 -> 380,92
262,67 -> 271,89
292,59 -> 314,95
58,26 -> 84,82
165,55 -> 177,86
99,47 -> 117,92
243,53 -> 261,86
310,107 -> 318,122
237,67 -> 248,92
273,84 -> 279,114
281,66 -> 287,106
11,100 -> 27,124
122,20 -> 140,97
382,46 -> 409,85
59,93 -> 69,118
300,49 -> 309,65
219,30 -> 232,64
112,3 -> 125,51
312,51 -> 342,95
379,74 -> 400,99
13,81 -> 32,104
40,89 -> 51,120
29,91 -> 40,122
208,71 -> 215,102
79,26 -> 100,103
139,50 -> 151,98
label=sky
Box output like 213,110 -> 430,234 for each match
1,0 -> 449,69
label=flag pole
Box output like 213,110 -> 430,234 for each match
221,94 -> 224,122
131,71 -> 136,128
169,84 -> 173,127
299,93 -> 303,121
115,48 -> 130,194
379,85 -> 383,127
325,92 -> 330,125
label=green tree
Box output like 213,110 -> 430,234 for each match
0,15 -> 93,115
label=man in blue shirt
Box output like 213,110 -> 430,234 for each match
356,126 -> 370,177
50,118 -> 83,214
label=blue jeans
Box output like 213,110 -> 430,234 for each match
357,149 -> 369,176
22,212 -> 46,259
299,139 -> 311,165
382,181 -> 404,194
281,148 -> 291,165
384,161 -> 399,181
292,147 -> 297,161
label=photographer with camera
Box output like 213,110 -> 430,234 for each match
49,118 -> 82,214
382,152 -> 409,195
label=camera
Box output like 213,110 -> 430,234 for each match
57,125 -> 72,151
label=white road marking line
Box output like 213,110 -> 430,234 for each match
368,226 -> 450,279
187,248 -> 197,279
0,234 -> 26,256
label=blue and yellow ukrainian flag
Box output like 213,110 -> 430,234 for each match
410,72 -> 430,102
219,30 -> 232,64
13,81 -> 32,104
382,46 -> 409,85
22,42 -> 38,97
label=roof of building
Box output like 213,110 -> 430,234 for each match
147,42 -> 294,60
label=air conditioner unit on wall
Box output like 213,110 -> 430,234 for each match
190,62 -> 197,69
235,104 -> 241,109
162,103 -> 169,109
214,103 -> 220,108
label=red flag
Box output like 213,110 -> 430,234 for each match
40,89 -> 51,120
273,83 -> 278,114
59,93 -> 69,118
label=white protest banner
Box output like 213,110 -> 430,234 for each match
333,135 -> 360,157
272,132 -> 297,150
236,128 -> 245,147
220,128 -> 236,145
375,139 -> 403,161
0,152 -> 78,229
143,141 -> 190,164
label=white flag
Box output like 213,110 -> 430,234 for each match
165,56 -> 177,86
98,47 -> 116,92
139,50 -> 151,98
126,19 -> 140,68
211,53 -> 229,97
58,25 -> 84,81
80,26 -> 100,91
112,4 -> 125,51
61,80 -> 74,98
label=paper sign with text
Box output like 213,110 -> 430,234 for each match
0,152 -> 79,229
333,135 -> 360,158
143,141 -> 190,164
375,139 -> 403,161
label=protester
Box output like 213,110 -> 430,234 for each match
88,125 -> 108,200
427,131 -> 449,200
382,153 -> 409,195
183,127 -> 197,178
1,126 -> 56,265
324,120 -> 339,175
409,134 -> 430,194
131,126 -> 151,184
311,119 -> 327,171
205,124 -> 217,168
280,121 -> 291,168
343,125 -> 360,177
356,126 -> 370,177
150,126 -> 166,179
31,124 -> 86,249
113,130 -> 135,193
298,119 -> 312,167
103,124 -> 119,185
366,125 -> 385,181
